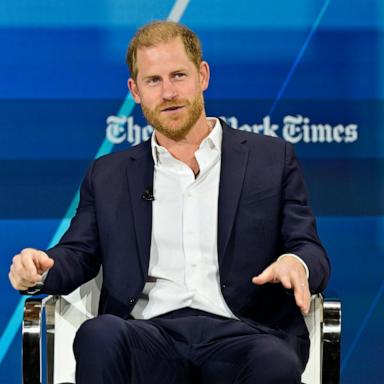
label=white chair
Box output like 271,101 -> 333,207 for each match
22,273 -> 341,384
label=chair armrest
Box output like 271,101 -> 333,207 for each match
22,296 -> 57,384
22,298 -> 43,384
322,297 -> 341,384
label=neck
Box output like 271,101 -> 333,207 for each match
154,115 -> 214,173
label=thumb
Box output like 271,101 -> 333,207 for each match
252,264 -> 276,285
36,252 -> 54,273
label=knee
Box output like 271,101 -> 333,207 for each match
263,347 -> 301,382
74,314 -> 127,353
241,339 -> 302,383
73,315 -> 133,381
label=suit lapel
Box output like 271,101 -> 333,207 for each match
125,140 -> 154,276
218,123 -> 249,267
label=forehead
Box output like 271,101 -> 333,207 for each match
135,37 -> 194,76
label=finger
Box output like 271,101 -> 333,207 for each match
11,261 -> 42,286
12,256 -> 34,283
19,249 -> 40,279
293,284 -> 304,312
292,278 -> 310,314
280,263 -> 307,312
9,270 -> 34,291
294,270 -> 311,314
280,275 -> 292,290
20,249 -> 53,276
289,269 -> 304,309
11,264 -> 41,285
252,265 -> 276,285
302,283 -> 311,314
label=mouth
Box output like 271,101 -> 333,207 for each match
160,105 -> 185,113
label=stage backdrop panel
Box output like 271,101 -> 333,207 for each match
0,1 -> 383,383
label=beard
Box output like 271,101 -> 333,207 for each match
141,92 -> 204,141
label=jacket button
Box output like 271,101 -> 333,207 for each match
221,283 -> 227,289
128,297 -> 136,304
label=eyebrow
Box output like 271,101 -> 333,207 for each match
143,74 -> 161,81
170,68 -> 188,75
142,68 -> 188,81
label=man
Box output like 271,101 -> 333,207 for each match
9,21 -> 330,383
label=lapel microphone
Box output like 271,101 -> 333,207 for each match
142,187 -> 155,201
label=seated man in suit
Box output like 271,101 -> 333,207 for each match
9,21 -> 330,384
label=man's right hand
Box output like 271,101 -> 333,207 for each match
9,248 -> 54,291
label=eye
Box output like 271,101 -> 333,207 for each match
173,72 -> 186,80
146,76 -> 161,86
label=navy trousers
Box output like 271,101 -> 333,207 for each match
73,308 -> 308,384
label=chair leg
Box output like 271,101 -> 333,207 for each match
322,298 -> 341,384
22,298 -> 43,384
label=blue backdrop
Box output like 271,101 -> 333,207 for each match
1,0 -> 383,383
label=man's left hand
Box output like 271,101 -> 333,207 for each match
252,256 -> 311,315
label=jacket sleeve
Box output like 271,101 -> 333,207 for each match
280,142 -> 330,293
41,160 -> 102,295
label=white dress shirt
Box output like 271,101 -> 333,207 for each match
131,118 -> 237,319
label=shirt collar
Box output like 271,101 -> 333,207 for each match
151,117 -> 222,166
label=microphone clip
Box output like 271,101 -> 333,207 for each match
142,188 -> 155,201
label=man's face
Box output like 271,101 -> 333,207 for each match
128,37 -> 209,141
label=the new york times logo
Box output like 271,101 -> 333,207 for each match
106,115 -> 358,145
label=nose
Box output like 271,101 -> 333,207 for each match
161,78 -> 178,100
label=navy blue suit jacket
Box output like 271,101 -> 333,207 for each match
43,122 -> 330,340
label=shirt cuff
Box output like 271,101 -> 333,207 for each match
277,253 -> 309,279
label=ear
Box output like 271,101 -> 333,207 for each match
199,61 -> 210,91
128,78 -> 141,104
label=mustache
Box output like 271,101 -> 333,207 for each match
156,99 -> 190,112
